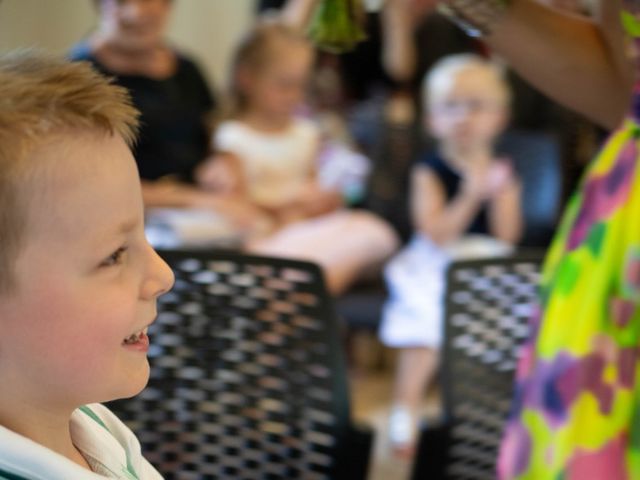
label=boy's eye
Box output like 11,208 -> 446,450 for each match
101,247 -> 128,267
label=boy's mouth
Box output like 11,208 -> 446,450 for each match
122,327 -> 149,349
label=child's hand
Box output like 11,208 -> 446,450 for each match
274,182 -> 342,225
295,181 -> 343,216
486,161 -> 517,195
464,160 -> 517,201
195,154 -> 239,194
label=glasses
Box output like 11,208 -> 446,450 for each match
431,99 -> 504,115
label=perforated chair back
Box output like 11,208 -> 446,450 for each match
411,253 -> 543,480
107,250 -> 371,480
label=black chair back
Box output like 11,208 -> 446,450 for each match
108,250 -> 371,480
412,253 -> 543,479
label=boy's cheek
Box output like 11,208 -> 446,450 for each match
20,284 -> 104,341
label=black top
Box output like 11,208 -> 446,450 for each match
70,43 -> 215,182
419,152 -> 490,235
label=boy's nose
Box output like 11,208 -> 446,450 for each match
142,246 -> 175,300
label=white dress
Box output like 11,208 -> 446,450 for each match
214,118 -> 320,209
379,234 -> 512,348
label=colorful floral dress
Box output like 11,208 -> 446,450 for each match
498,2 -> 640,478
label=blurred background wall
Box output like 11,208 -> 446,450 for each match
0,0 -> 256,91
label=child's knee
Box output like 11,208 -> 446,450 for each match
350,211 -> 400,252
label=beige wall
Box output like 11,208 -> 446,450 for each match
0,0 -> 257,91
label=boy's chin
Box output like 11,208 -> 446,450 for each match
105,366 -> 151,402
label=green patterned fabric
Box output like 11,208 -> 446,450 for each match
498,5 -> 640,478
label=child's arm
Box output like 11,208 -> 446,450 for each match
381,0 -> 420,83
141,179 -> 198,208
295,177 -> 343,217
266,127 -> 342,223
195,152 -> 245,195
274,176 -> 343,224
141,179 -> 275,234
199,150 -> 338,227
411,165 -> 486,245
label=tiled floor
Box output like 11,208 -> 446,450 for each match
347,332 -> 442,480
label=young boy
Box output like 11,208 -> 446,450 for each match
379,54 -> 523,456
0,51 -> 174,478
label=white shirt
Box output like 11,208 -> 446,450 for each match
0,404 -> 162,479
214,118 -> 320,208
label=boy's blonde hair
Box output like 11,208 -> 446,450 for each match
422,53 -> 511,110
0,50 -> 139,293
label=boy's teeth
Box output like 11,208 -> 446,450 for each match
123,328 -> 149,344
124,331 -> 141,344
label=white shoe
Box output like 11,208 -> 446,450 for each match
388,405 -> 415,448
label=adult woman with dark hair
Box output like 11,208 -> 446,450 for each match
71,0 -> 211,183
415,0 -> 639,478
70,0 -> 268,229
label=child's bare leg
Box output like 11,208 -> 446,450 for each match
309,211 -> 398,293
247,210 -> 399,294
389,347 -> 440,456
